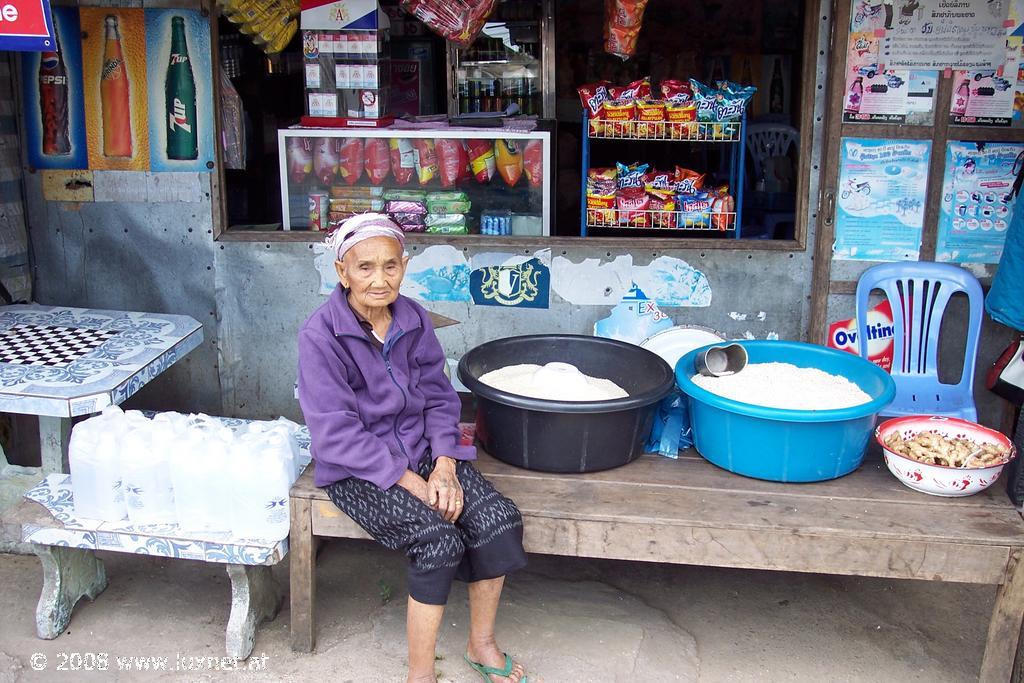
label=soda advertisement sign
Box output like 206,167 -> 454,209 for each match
0,0 -> 56,52
145,10 -> 214,172
827,299 -> 895,373
20,6 -> 87,169
80,8 -> 149,171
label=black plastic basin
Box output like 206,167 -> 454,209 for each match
457,334 -> 675,473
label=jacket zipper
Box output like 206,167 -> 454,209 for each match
382,334 -> 410,462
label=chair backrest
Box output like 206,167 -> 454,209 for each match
745,123 -> 799,184
854,262 -> 984,390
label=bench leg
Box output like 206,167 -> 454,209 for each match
34,545 -> 107,639
225,564 -> 281,660
289,496 -> 316,653
982,549 -> 1024,682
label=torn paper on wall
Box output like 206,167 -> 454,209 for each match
313,243 -> 338,296
631,256 -> 712,307
550,255 -> 633,305
469,250 -> 551,308
402,245 -> 472,302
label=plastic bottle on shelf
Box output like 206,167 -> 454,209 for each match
229,431 -> 292,540
70,405 -> 129,522
120,413 -> 178,526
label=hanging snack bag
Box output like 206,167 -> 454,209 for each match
364,137 -> 391,186
466,139 -> 496,183
604,0 -> 651,60
413,139 -> 438,185
710,185 -> 736,231
494,139 -> 524,187
337,137 -> 365,186
635,99 -> 666,139
400,0 -> 497,48
523,139 -> 544,188
435,138 -> 469,188
389,139 -> 416,185
677,191 -> 713,228
287,137 -> 314,184
312,137 -> 340,186
586,167 -> 618,225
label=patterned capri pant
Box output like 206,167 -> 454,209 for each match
324,457 -> 527,605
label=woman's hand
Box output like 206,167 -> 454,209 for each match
427,456 -> 464,522
395,470 -> 431,506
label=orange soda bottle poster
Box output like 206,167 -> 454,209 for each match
80,8 -> 149,170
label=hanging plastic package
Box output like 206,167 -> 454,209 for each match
467,139 -> 496,183
337,137 -> 365,186
364,137 -> 391,185
604,0 -> 650,60
389,138 -> 416,185
494,139 -> 523,187
400,0 -> 497,47
523,139 -> 543,188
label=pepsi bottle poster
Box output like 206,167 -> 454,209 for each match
20,6 -> 88,170
145,9 -> 214,172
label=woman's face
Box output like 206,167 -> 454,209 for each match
335,236 -> 409,312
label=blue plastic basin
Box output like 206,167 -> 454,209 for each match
675,340 -> 896,482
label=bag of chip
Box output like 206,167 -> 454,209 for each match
435,138 -> 468,188
389,139 -> 416,185
660,79 -> 693,103
494,139 -> 524,187
617,187 -> 651,227
364,137 -> 390,185
666,100 -> 698,139
413,139 -> 438,185
523,139 -> 544,188
608,77 -> 651,102
616,161 -> 649,190
312,137 -> 339,186
336,138 -> 364,186
586,167 -> 618,225
604,0 -> 650,60
690,78 -> 755,139
577,81 -> 611,119
400,0 -> 497,48
672,167 -> 705,194
601,99 -> 636,136
710,185 -> 736,231
648,189 -> 676,228
467,138 -> 496,183
635,98 -> 666,138
644,169 -> 673,192
677,191 -> 712,228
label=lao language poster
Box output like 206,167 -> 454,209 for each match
80,8 -> 149,171
145,9 -> 214,172
834,138 -> 931,261
935,142 -> 1023,263
843,31 -> 913,123
20,6 -> 88,170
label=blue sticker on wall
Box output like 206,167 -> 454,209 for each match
470,256 -> 550,309
20,6 -> 88,170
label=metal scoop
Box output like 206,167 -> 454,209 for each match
695,343 -> 749,377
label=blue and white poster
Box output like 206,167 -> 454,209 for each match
834,138 -> 930,261
470,250 -> 550,309
145,9 -> 214,172
20,6 -> 87,170
936,141 -> 1024,264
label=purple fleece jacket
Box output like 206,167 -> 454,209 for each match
297,286 -> 477,489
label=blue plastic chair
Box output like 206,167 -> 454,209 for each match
855,262 -> 983,421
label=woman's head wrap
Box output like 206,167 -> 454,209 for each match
325,213 -> 406,262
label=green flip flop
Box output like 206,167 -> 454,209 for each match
463,652 -> 529,683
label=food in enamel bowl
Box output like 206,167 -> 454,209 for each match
875,415 -> 1016,497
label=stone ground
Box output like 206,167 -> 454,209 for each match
0,539 -> 996,682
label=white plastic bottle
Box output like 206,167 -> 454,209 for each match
121,415 -> 177,526
229,431 -> 291,540
70,405 -> 128,521
171,418 -> 233,532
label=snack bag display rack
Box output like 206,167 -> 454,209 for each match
579,112 -> 746,238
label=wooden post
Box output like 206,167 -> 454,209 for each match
982,549 -> 1024,682
289,495 -> 316,652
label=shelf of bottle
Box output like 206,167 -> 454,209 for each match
586,210 -> 737,232
458,58 -> 540,67
587,120 -> 742,143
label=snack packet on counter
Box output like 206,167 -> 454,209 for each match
427,191 -> 471,214
425,213 -> 469,234
382,189 -> 427,201
391,212 -> 427,232
648,189 -> 676,228
677,191 -> 712,228
523,139 -> 544,188
666,100 -> 697,139
337,137 -> 364,186
389,139 -> 416,185
586,167 -> 618,225
385,200 -> 427,215
604,0 -> 650,60
364,138 -> 390,186
467,139 -> 496,183
495,139 -> 524,187
710,185 -> 736,231
413,139 -> 438,185
601,99 -> 636,136
690,78 -> 755,139
331,186 -> 384,199
635,99 -> 666,138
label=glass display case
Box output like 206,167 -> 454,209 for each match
278,127 -> 551,235
446,0 -> 554,118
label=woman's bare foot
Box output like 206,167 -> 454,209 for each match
466,636 -> 526,682
406,672 -> 436,683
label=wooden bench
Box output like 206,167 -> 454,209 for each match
289,448 -> 1024,681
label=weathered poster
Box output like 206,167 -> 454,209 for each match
879,0 -> 1009,71
20,6 -> 88,170
145,9 -> 215,172
936,141 -> 1023,263
80,8 -> 149,170
844,31 -> 912,122
469,251 -> 550,309
834,138 -> 931,261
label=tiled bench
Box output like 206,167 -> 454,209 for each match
5,418 -> 310,660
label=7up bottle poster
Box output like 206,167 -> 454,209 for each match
145,9 -> 214,172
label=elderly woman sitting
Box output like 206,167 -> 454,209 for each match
297,214 -> 529,683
